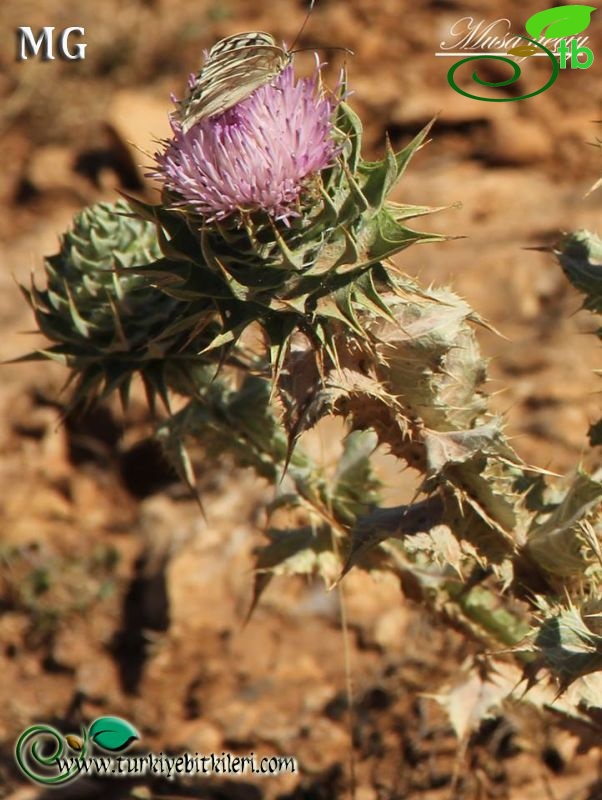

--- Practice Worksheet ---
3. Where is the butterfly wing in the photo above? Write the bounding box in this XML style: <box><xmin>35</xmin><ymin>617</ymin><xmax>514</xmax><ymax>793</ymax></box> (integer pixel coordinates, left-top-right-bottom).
<box><xmin>177</xmin><ymin>33</ymin><xmax>290</xmax><ymax>132</ymax></box>
<box><xmin>206</xmin><ymin>31</ymin><xmax>277</xmax><ymax>58</ymax></box>
<box><xmin>182</xmin><ymin>52</ymin><xmax>290</xmax><ymax>129</ymax></box>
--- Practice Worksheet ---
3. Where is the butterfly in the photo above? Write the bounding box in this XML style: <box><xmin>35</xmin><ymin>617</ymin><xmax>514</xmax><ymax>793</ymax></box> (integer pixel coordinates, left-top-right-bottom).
<box><xmin>177</xmin><ymin>31</ymin><xmax>292</xmax><ymax>133</ymax></box>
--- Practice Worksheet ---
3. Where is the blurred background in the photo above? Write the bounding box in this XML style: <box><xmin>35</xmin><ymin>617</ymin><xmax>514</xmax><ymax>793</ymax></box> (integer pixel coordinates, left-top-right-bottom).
<box><xmin>0</xmin><ymin>1</ymin><xmax>601</xmax><ymax>798</ymax></box>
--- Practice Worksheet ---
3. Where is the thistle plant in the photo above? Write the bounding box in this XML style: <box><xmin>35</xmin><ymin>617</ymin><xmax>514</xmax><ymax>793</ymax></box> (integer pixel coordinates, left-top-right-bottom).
<box><xmin>555</xmin><ymin>229</ymin><xmax>602</xmax><ymax>446</ymax></box>
<box><xmin>19</xmin><ymin>199</ymin><xmax>221</xmax><ymax>410</ymax></box>
<box><xmin>153</xmin><ymin>66</ymin><xmax>340</xmax><ymax>225</ymax></box>
<box><xmin>19</xmin><ymin>40</ymin><xmax>601</xmax><ymax>740</ymax></box>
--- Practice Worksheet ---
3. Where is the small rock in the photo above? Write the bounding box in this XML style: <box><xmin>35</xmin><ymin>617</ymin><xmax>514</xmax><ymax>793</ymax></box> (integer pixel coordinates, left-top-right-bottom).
<box><xmin>219</xmin><ymin>701</ymin><xmax>262</xmax><ymax>745</ymax></box>
<box><xmin>301</xmin><ymin>684</ymin><xmax>337</xmax><ymax>714</ymax></box>
<box><xmin>3</xmin><ymin>787</ymin><xmax>39</xmax><ymax>800</ymax></box>
<box><xmin>23</xmin><ymin>145</ymin><xmax>95</xmax><ymax>202</ymax></box>
<box><xmin>374</xmin><ymin>606</ymin><xmax>410</xmax><ymax>650</ymax></box>
<box><xmin>297</xmin><ymin>717</ymin><xmax>349</xmax><ymax>772</ymax></box>
<box><xmin>173</xmin><ymin>719</ymin><xmax>223</xmax><ymax>753</ymax></box>
<box><xmin>26</xmin><ymin>146</ymin><xmax>75</xmax><ymax>193</ymax></box>
<box><xmin>106</xmin><ymin>89</ymin><xmax>173</xmax><ymax>187</ymax></box>
<box><xmin>0</xmin><ymin>132</ymin><xmax>30</xmax><ymax>205</ymax></box>
<box><xmin>392</xmin><ymin>88</ymin><xmax>494</xmax><ymax>127</ymax></box>
<box><xmin>355</xmin><ymin>788</ymin><xmax>378</xmax><ymax>800</ymax></box>
<box><xmin>342</xmin><ymin>570</ymin><xmax>402</xmax><ymax>627</ymax></box>
<box><xmin>483</xmin><ymin>116</ymin><xmax>553</xmax><ymax>165</ymax></box>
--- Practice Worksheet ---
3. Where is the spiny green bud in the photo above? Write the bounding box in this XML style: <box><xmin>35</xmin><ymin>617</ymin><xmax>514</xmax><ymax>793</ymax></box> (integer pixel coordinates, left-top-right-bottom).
<box><xmin>554</xmin><ymin>230</ymin><xmax>602</xmax><ymax>446</ymax></box>
<box><xmin>524</xmin><ymin>598</ymin><xmax>602</xmax><ymax>690</ymax></box>
<box><xmin>20</xmin><ymin>200</ymin><xmax>206</xmax><ymax>410</ymax></box>
<box><xmin>555</xmin><ymin>230</ymin><xmax>602</xmax><ymax>315</ymax></box>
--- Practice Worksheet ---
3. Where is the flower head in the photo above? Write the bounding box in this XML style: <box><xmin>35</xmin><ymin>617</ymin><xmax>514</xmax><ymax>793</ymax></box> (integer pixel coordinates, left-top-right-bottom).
<box><xmin>152</xmin><ymin>65</ymin><xmax>339</xmax><ymax>225</ymax></box>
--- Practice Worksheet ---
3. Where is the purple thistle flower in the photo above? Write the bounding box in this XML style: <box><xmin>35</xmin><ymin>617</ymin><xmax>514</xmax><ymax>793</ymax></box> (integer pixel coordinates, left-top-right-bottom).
<box><xmin>152</xmin><ymin>65</ymin><xmax>339</xmax><ymax>226</ymax></box>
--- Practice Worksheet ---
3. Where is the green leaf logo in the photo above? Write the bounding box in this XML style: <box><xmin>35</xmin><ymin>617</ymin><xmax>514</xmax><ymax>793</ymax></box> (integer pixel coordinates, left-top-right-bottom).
<box><xmin>525</xmin><ymin>5</ymin><xmax>596</xmax><ymax>39</ymax></box>
<box><xmin>87</xmin><ymin>717</ymin><xmax>139</xmax><ymax>752</ymax></box>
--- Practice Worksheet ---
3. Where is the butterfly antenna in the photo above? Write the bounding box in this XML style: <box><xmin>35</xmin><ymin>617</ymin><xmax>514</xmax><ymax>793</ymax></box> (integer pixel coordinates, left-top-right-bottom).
<box><xmin>289</xmin><ymin>0</ymin><xmax>316</xmax><ymax>52</ymax></box>
<box><xmin>291</xmin><ymin>45</ymin><xmax>355</xmax><ymax>58</ymax></box>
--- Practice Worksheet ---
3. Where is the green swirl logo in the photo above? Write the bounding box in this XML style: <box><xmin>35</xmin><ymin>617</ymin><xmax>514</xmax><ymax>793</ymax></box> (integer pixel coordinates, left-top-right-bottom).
<box><xmin>15</xmin><ymin>724</ymin><xmax>87</xmax><ymax>785</ymax></box>
<box><xmin>447</xmin><ymin>36</ymin><xmax>559</xmax><ymax>103</ymax></box>
<box><xmin>446</xmin><ymin>5</ymin><xmax>596</xmax><ymax>102</ymax></box>
<box><xmin>14</xmin><ymin>716</ymin><xmax>139</xmax><ymax>786</ymax></box>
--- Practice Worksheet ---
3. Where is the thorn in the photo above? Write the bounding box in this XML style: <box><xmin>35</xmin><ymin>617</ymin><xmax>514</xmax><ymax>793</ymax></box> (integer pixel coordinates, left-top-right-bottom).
<box><xmin>522</xmin><ymin>244</ymin><xmax>552</xmax><ymax>253</ymax></box>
